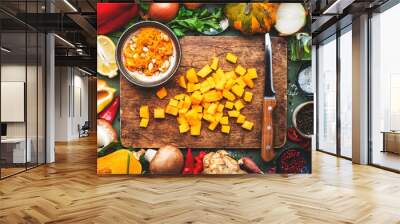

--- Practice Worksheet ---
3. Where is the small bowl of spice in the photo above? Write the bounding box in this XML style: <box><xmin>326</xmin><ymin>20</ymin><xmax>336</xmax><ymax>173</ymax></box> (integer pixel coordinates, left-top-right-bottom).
<box><xmin>292</xmin><ymin>101</ymin><xmax>314</xmax><ymax>139</ymax></box>
<box><xmin>116</xmin><ymin>21</ymin><xmax>181</xmax><ymax>88</ymax></box>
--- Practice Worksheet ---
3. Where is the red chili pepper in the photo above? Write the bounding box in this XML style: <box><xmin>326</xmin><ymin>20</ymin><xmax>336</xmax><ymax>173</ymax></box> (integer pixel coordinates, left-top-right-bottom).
<box><xmin>182</xmin><ymin>148</ymin><xmax>195</xmax><ymax>174</ymax></box>
<box><xmin>97</xmin><ymin>3</ymin><xmax>138</xmax><ymax>34</ymax></box>
<box><xmin>193</xmin><ymin>151</ymin><xmax>206</xmax><ymax>174</ymax></box>
<box><xmin>287</xmin><ymin>127</ymin><xmax>302</xmax><ymax>143</ymax></box>
<box><xmin>98</xmin><ymin>96</ymin><xmax>120</xmax><ymax>124</ymax></box>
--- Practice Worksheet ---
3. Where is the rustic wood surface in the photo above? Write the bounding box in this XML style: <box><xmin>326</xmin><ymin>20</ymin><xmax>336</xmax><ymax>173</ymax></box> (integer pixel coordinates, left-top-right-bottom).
<box><xmin>1</xmin><ymin>136</ymin><xmax>400</xmax><ymax>223</ymax></box>
<box><xmin>120</xmin><ymin>36</ymin><xmax>287</xmax><ymax>149</ymax></box>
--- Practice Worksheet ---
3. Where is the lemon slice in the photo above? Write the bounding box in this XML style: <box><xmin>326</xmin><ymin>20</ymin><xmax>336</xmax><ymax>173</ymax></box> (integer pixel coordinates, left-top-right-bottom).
<box><xmin>97</xmin><ymin>35</ymin><xmax>118</xmax><ymax>78</ymax></box>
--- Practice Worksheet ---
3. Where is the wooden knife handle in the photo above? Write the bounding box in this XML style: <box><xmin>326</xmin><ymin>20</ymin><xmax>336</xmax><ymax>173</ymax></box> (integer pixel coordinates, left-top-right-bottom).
<box><xmin>261</xmin><ymin>98</ymin><xmax>277</xmax><ymax>162</ymax></box>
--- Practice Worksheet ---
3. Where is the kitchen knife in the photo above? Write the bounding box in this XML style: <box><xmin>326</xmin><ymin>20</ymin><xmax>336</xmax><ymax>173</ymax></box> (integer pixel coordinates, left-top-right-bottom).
<box><xmin>261</xmin><ymin>33</ymin><xmax>277</xmax><ymax>162</ymax></box>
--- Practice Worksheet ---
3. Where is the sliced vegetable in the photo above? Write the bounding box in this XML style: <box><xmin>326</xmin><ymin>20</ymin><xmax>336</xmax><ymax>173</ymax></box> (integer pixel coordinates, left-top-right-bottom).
<box><xmin>97</xmin><ymin>119</ymin><xmax>118</xmax><ymax>148</ymax></box>
<box><xmin>193</xmin><ymin>151</ymin><xmax>206</xmax><ymax>174</ymax></box>
<box><xmin>97</xmin><ymin>3</ymin><xmax>139</xmax><ymax>34</ymax></box>
<box><xmin>97</xmin><ymin>79</ymin><xmax>116</xmax><ymax>114</ymax></box>
<box><xmin>182</xmin><ymin>148</ymin><xmax>195</xmax><ymax>174</ymax></box>
<box><xmin>98</xmin><ymin>96</ymin><xmax>120</xmax><ymax>124</ymax></box>
<box><xmin>275</xmin><ymin>3</ymin><xmax>307</xmax><ymax>36</ymax></box>
<box><xmin>97</xmin><ymin>149</ymin><xmax>142</xmax><ymax>174</ymax></box>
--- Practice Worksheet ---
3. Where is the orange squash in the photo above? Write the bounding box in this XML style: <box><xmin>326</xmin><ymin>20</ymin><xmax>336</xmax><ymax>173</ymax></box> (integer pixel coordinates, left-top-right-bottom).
<box><xmin>97</xmin><ymin>149</ymin><xmax>142</xmax><ymax>175</ymax></box>
<box><xmin>224</xmin><ymin>3</ymin><xmax>279</xmax><ymax>34</ymax></box>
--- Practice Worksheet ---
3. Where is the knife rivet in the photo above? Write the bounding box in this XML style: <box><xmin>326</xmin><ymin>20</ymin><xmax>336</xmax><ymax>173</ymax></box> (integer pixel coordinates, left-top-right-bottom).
<box><xmin>268</xmin><ymin>106</ymin><xmax>272</xmax><ymax>111</ymax></box>
<box><xmin>267</xmin><ymin>126</ymin><xmax>271</xmax><ymax>130</ymax></box>
<box><xmin>266</xmin><ymin>145</ymin><xmax>271</xmax><ymax>150</ymax></box>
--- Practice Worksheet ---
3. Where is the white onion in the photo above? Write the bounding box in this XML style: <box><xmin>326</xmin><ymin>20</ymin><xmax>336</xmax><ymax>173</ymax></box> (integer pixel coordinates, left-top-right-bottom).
<box><xmin>275</xmin><ymin>3</ymin><xmax>307</xmax><ymax>36</ymax></box>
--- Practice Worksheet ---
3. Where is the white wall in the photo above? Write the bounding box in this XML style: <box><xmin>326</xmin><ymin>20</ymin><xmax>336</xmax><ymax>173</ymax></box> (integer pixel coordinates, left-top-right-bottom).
<box><xmin>54</xmin><ymin>67</ymin><xmax>89</xmax><ymax>141</ymax></box>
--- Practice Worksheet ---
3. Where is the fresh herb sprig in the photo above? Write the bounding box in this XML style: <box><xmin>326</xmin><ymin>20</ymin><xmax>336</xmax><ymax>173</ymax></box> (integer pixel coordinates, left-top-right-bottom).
<box><xmin>168</xmin><ymin>7</ymin><xmax>224</xmax><ymax>37</ymax></box>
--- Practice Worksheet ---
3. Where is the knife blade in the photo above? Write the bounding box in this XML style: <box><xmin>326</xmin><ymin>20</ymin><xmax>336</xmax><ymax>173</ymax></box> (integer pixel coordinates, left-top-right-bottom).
<box><xmin>261</xmin><ymin>33</ymin><xmax>277</xmax><ymax>162</ymax></box>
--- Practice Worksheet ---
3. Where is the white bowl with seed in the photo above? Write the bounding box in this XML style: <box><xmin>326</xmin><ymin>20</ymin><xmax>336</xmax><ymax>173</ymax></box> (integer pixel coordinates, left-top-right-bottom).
<box><xmin>116</xmin><ymin>21</ymin><xmax>182</xmax><ymax>88</ymax></box>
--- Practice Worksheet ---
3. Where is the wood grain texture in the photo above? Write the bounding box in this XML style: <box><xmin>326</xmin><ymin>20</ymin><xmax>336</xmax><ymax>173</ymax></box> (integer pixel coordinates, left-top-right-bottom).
<box><xmin>120</xmin><ymin>36</ymin><xmax>287</xmax><ymax>149</ymax></box>
<box><xmin>1</xmin><ymin>135</ymin><xmax>400</xmax><ymax>223</ymax></box>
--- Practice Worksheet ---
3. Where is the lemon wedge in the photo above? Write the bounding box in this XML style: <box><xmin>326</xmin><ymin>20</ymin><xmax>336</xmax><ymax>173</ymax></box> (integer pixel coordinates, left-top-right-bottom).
<box><xmin>97</xmin><ymin>35</ymin><xmax>118</xmax><ymax>78</ymax></box>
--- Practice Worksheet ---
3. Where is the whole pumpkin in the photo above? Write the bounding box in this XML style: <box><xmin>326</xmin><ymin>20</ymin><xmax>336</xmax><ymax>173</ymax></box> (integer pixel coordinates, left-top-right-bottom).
<box><xmin>224</xmin><ymin>3</ymin><xmax>279</xmax><ymax>34</ymax></box>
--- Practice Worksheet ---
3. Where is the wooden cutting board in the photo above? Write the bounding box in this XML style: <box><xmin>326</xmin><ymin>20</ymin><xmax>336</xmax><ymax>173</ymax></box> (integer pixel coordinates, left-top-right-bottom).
<box><xmin>120</xmin><ymin>36</ymin><xmax>287</xmax><ymax>149</ymax></box>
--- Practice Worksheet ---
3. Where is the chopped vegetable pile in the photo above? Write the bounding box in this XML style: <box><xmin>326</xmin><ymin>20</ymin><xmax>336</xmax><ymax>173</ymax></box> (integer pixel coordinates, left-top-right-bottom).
<box><xmin>123</xmin><ymin>27</ymin><xmax>173</xmax><ymax>76</ymax></box>
<box><xmin>139</xmin><ymin>53</ymin><xmax>258</xmax><ymax>136</ymax></box>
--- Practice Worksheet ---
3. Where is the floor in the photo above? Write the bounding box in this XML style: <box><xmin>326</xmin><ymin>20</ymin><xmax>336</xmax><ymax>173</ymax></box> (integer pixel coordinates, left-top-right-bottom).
<box><xmin>372</xmin><ymin>150</ymin><xmax>400</xmax><ymax>171</ymax></box>
<box><xmin>0</xmin><ymin>136</ymin><xmax>400</xmax><ymax>223</ymax></box>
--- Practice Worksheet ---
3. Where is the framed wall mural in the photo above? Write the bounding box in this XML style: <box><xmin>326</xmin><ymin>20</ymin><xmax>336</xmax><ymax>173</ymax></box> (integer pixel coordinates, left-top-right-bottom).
<box><xmin>97</xmin><ymin>2</ymin><xmax>313</xmax><ymax>175</ymax></box>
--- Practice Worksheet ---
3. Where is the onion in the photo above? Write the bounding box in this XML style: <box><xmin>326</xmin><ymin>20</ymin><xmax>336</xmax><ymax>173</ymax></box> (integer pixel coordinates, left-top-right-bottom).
<box><xmin>97</xmin><ymin>119</ymin><xmax>117</xmax><ymax>148</ymax></box>
<box><xmin>148</xmin><ymin>3</ymin><xmax>179</xmax><ymax>22</ymax></box>
<box><xmin>183</xmin><ymin>3</ymin><xmax>203</xmax><ymax>10</ymax></box>
<box><xmin>149</xmin><ymin>144</ymin><xmax>184</xmax><ymax>174</ymax></box>
<box><xmin>275</xmin><ymin>3</ymin><xmax>307</xmax><ymax>36</ymax></box>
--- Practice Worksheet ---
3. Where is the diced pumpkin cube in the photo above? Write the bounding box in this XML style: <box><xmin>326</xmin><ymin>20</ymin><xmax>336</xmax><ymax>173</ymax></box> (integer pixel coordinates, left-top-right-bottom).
<box><xmin>203</xmin><ymin>113</ymin><xmax>215</xmax><ymax>123</ymax></box>
<box><xmin>178</xmin><ymin>76</ymin><xmax>187</xmax><ymax>89</ymax></box>
<box><xmin>235</xmin><ymin>78</ymin><xmax>247</xmax><ymax>89</ymax></box>
<box><xmin>221</xmin><ymin>125</ymin><xmax>230</xmax><ymax>134</ymax></box>
<box><xmin>202</xmin><ymin>102</ymin><xmax>211</xmax><ymax>110</ymax></box>
<box><xmin>169</xmin><ymin>99</ymin><xmax>179</xmax><ymax>107</ymax></box>
<box><xmin>207</xmin><ymin>103</ymin><xmax>218</xmax><ymax>114</ymax></box>
<box><xmin>185</xmin><ymin>109</ymin><xmax>200</xmax><ymax>126</ymax></box>
<box><xmin>206</xmin><ymin>77</ymin><xmax>215</xmax><ymax>88</ymax></box>
<box><xmin>197</xmin><ymin>64</ymin><xmax>212</xmax><ymax>78</ymax></box>
<box><xmin>190</xmin><ymin>123</ymin><xmax>202</xmax><ymax>136</ymax></box>
<box><xmin>208</xmin><ymin>121</ymin><xmax>219</xmax><ymax>131</ymax></box>
<box><xmin>244</xmin><ymin>92</ymin><xmax>253</xmax><ymax>102</ymax></box>
<box><xmin>203</xmin><ymin>90</ymin><xmax>222</xmax><ymax>103</ymax></box>
<box><xmin>225</xmin><ymin>101</ymin><xmax>234</xmax><ymax>109</ymax></box>
<box><xmin>242</xmin><ymin>75</ymin><xmax>254</xmax><ymax>88</ymax></box>
<box><xmin>179</xmin><ymin>123</ymin><xmax>190</xmax><ymax>133</ymax></box>
<box><xmin>200</xmin><ymin>80</ymin><xmax>212</xmax><ymax>93</ymax></box>
<box><xmin>226</xmin><ymin>53</ymin><xmax>237</xmax><ymax>63</ymax></box>
<box><xmin>139</xmin><ymin>118</ymin><xmax>149</xmax><ymax>128</ymax></box>
<box><xmin>156</xmin><ymin>87</ymin><xmax>168</xmax><ymax>99</ymax></box>
<box><xmin>215</xmin><ymin>68</ymin><xmax>224</xmax><ymax>78</ymax></box>
<box><xmin>177</xmin><ymin>116</ymin><xmax>188</xmax><ymax>125</ymax></box>
<box><xmin>139</xmin><ymin>105</ymin><xmax>149</xmax><ymax>119</ymax></box>
<box><xmin>222</xmin><ymin>90</ymin><xmax>236</xmax><ymax>101</ymax></box>
<box><xmin>215</xmin><ymin>112</ymin><xmax>223</xmax><ymax>122</ymax></box>
<box><xmin>192</xmin><ymin>105</ymin><xmax>203</xmax><ymax>113</ymax></box>
<box><xmin>234</xmin><ymin>100</ymin><xmax>244</xmax><ymax>111</ymax></box>
<box><xmin>217</xmin><ymin>104</ymin><xmax>224</xmax><ymax>113</ymax></box>
<box><xmin>246</xmin><ymin>68</ymin><xmax>258</xmax><ymax>79</ymax></box>
<box><xmin>186</xmin><ymin>83</ymin><xmax>196</xmax><ymax>93</ymax></box>
<box><xmin>183</xmin><ymin>95</ymin><xmax>192</xmax><ymax>108</ymax></box>
<box><xmin>179</xmin><ymin>108</ymin><xmax>189</xmax><ymax>116</ymax></box>
<box><xmin>235</xmin><ymin>65</ymin><xmax>246</xmax><ymax>76</ymax></box>
<box><xmin>186</xmin><ymin>68</ymin><xmax>198</xmax><ymax>83</ymax></box>
<box><xmin>224</xmin><ymin>79</ymin><xmax>235</xmax><ymax>90</ymax></box>
<box><xmin>236</xmin><ymin>114</ymin><xmax>246</xmax><ymax>124</ymax></box>
<box><xmin>190</xmin><ymin>91</ymin><xmax>203</xmax><ymax>105</ymax></box>
<box><xmin>231</xmin><ymin>84</ymin><xmax>244</xmax><ymax>97</ymax></box>
<box><xmin>215</xmin><ymin>76</ymin><xmax>226</xmax><ymax>90</ymax></box>
<box><xmin>228</xmin><ymin>110</ymin><xmax>240</xmax><ymax>118</ymax></box>
<box><xmin>165</xmin><ymin>105</ymin><xmax>178</xmax><ymax>116</ymax></box>
<box><xmin>210</xmin><ymin>57</ymin><xmax>219</xmax><ymax>70</ymax></box>
<box><xmin>242</xmin><ymin>121</ymin><xmax>254</xmax><ymax>130</ymax></box>
<box><xmin>220</xmin><ymin>116</ymin><xmax>229</xmax><ymax>125</ymax></box>
<box><xmin>225</xmin><ymin>71</ymin><xmax>237</xmax><ymax>80</ymax></box>
<box><xmin>154</xmin><ymin>108</ymin><xmax>165</xmax><ymax>119</ymax></box>
<box><xmin>174</xmin><ymin>93</ymin><xmax>185</xmax><ymax>100</ymax></box>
